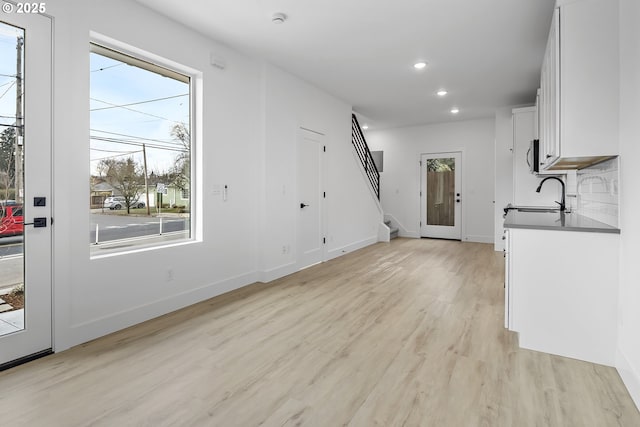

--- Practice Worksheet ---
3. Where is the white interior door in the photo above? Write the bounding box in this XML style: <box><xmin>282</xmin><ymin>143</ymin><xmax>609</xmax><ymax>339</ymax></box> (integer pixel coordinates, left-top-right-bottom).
<box><xmin>0</xmin><ymin>10</ymin><xmax>52</xmax><ymax>368</ymax></box>
<box><xmin>420</xmin><ymin>152</ymin><xmax>462</xmax><ymax>240</ymax></box>
<box><xmin>296</xmin><ymin>129</ymin><xmax>323</xmax><ymax>269</ymax></box>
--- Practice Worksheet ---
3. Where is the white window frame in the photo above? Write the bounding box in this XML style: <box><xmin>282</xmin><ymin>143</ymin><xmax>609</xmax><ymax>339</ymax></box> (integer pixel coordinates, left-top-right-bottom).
<box><xmin>89</xmin><ymin>33</ymin><xmax>202</xmax><ymax>259</ymax></box>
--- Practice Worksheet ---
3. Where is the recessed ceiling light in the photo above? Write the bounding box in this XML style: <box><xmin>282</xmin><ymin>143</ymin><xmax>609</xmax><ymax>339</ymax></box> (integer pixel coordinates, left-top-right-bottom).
<box><xmin>437</xmin><ymin>90</ymin><xmax>448</xmax><ymax>97</ymax></box>
<box><xmin>362</xmin><ymin>124</ymin><xmax>369</xmax><ymax>130</ymax></box>
<box><xmin>414</xmin><ymin>62</ymin><xmax>427</xmax><ymax>70</ymax></box>
<box><xmin>451</xmin><ymin>108</ymin><xmax>460</xmax><ymax>114</ymax></box>
<box><xmin>272</xmin><ymin>12</ymin><xmax>287</xmax><ymax>24</ymax></box>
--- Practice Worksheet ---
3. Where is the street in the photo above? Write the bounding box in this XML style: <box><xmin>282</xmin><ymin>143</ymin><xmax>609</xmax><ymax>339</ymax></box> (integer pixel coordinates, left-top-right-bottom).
<box><xmin>90</xmin><ymin>213</ymin><xmax>190</xmax><ymax>244</ymax></box>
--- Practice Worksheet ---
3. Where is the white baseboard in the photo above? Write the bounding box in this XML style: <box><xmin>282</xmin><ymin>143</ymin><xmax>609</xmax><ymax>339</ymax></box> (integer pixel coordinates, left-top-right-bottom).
<box><xmin>617</xmin><ymin>347</ymin><xmax>640</xmax><ymax>412</ymax></box>
<box><xmin>465</xmin><ymin>235</ymin><xmax>494</xmax><ymax>244</ymax></box>
<box><xmin>327</xmin><ymin>236</ymin><xmax>377</xmax><ymax>261</ymax></box>
<box><xmin>400</xmin><ymin>230</ymin><xmax>420</xmax><ymax>238</ymax></box>
<box><xmin>259</xmin><ymin>262</ymin><xmax>298</xmax><ymax>283</ymax></box>
<box><xmin>59</xmin><ymin>271</ymin><xmax>259</xmax><ymax>351</ymax></box>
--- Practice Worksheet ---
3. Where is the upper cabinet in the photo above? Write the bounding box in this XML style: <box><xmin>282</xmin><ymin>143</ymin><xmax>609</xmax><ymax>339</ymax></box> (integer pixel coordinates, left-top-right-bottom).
<box><xmin>538</xmin><ymin>0</ymin><xmax>619</xmax><ymax>171</ymax></box>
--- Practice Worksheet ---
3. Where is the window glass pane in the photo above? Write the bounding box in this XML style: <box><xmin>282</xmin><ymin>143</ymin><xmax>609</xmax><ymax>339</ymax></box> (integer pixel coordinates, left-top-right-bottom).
<box><xmin>90</xmin><ymin>43</ymin><xmax>191</xmax><ymax>256</ymax></box>
<box><xmin>426</xmin><ymin>157</ymin><xmax>455</xmax><ymax>226</ymax></box>
<box><xmin>0</xmin><ymin>22</ymin><xmax>25</xmax><ymax>334</ymax></box>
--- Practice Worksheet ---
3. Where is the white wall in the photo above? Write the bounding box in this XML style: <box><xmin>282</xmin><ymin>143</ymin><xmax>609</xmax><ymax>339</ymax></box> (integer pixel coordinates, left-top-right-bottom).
<box><xmin>50</xmin><ymin>0</ymin><xmax>263</xmax><ymax>349</ymax></box>
<box><xmin>616</xmin><ymin>0</ymin><xmax>640</xmax><ymax>410</ymax></box>
<box><xmin>367</xmin><ymin>119</ymin><xmax>495</xmax><ymax>243</ymax></box>
<box><xmin>48</xmin><ymin>0</ymin><xmax>380</xmax><ymax>351</ymax></box>
<box><xmin>260</xmin><ymin>64</ymin><xmax>381</xmax><ymax>280</ymax></box>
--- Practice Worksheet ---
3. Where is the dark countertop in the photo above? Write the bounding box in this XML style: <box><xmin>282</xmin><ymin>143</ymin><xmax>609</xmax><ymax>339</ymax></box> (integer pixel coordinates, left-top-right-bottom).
<box><xmin>504</xmin><ymin>210</ymin><xmax>620</xmax><ymax>234</ymax></box>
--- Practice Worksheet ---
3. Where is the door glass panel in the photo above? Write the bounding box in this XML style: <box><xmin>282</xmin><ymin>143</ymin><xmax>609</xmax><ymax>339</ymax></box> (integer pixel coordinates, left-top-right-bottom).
<box><xmin>426</xmin><ymin>157</ymin><xmax>456</xmax><ymax>226</ymax></box>
<box><xmin>0</xmin><ymin>22</ymin><xmax>25</xmax><ymax>336</ymax></box>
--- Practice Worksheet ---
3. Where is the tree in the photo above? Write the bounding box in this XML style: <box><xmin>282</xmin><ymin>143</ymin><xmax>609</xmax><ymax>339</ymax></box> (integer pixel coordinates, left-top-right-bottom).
<box><xmin>0</xmin><ymin>127</ymin><xmax>16</xmax><ymax>201</ymax></box>
<box><xmin>98</xmin><ymin>157</ymin><xmax>143</xmax><ymax>214</ymax></box>
<box><xmin>169</xmin><ymin>123</ymin><xmax>190</xmax><ymax>194</ymax></box>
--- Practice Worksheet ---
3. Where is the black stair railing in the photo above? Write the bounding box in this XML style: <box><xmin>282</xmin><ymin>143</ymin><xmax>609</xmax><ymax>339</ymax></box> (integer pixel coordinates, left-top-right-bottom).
<box><xmin>351</xmin><ymin>114</ymin><xmax>380</xmax><ymax>200</ymax></box>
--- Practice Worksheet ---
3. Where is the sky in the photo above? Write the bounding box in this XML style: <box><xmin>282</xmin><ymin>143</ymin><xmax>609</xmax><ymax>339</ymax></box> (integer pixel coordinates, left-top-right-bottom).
<box><xmin>0</xmin><ymin>22</ymin><xmax>22</xmax><ymax>140</ymax></box>
<box><xmin>90</xmin><ymin>51</ymin><xmax>190</xmax><ymax>176</ymax></box>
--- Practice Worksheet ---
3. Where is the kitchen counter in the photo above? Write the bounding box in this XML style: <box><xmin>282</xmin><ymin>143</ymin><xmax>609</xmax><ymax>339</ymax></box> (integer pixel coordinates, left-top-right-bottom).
<box><xmin>504</xmin><ymin>210</ymin><xmax>620</xmax><ymax>234</ymax></box>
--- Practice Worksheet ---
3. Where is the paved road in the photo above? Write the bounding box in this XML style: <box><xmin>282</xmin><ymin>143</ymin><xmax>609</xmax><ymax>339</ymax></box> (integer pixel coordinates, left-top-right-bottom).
<box><xmin>90</xmin><ymin>213</ymin><xmax>189</xmax><ymax>243</ymax></box>
<box><xmin>0</xmin><ymin>236</ymin><xmax>23</xmax><ymax>257</ymax></box>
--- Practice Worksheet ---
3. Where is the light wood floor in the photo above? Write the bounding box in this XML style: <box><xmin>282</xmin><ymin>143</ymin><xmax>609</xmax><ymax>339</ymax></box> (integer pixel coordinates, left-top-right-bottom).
<box><xmin>1</xmin><ymin>238</ymin><xmax>638</xmax><ymax>426</ymax></box>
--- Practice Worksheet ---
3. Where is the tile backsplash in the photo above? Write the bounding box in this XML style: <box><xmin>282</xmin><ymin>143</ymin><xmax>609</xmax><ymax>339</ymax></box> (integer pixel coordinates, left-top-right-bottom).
<box><xmin>576</xmin><ymin>157</ymin><xmax>619</xmax><ymax>227</ymax></box>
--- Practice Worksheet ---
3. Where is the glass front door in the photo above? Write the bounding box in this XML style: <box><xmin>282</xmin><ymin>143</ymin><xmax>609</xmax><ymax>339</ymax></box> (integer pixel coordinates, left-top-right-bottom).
<box><xmin>420</xmin><ymin>152</ymin><xmax>462</xmax><ymax>240</ymax></box>
<box><xmin>0</xmin><ymin>11</ymin><xmax>52</xmax><ymax>367</ymax></box>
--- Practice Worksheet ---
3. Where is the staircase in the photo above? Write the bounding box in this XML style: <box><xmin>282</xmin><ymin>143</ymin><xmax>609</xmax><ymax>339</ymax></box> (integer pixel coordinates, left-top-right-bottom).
<box><xmin>351</xmin><ymin>114</ymin><xmax>380</xmax><ymax>199</ymax></box>
<box><xmin>385</xmin><ymin>219</ymin><xmax>399</xmax><ymax>240</ymax></box>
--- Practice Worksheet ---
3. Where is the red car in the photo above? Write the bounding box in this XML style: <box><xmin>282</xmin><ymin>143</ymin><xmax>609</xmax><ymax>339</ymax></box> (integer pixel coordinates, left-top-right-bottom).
<box><xmin>0</xmin><ymin>205</ymin><xmax>24</xmax><ymax>237</ymax></box>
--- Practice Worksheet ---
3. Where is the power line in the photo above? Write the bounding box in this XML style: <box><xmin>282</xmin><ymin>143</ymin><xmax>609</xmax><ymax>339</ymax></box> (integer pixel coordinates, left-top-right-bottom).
<box><xmin>90</xmin><ymin>63</ymin><xmax>124</xmax><ymax>73</ymax></box>
<box><xmin>90</xmin><ymin>147</ymin><xmax>141</xmax><ymax>154</ymax></box>
<box><xmin>90</xmin><ymin>128</ymin><xmax>182</xmax><ymax>145</ymax></box>
<box><xmin>90</xmin><ymin>97</ymin><xmax>182</xmax><ymax>124</ymax></box>
<box><xmin>90</xmin><ymin>93</ymin><xmax>188</xmax><ymax>112</ymax></box>
<box><xmin>90</xmin><ymin>136</ymin><xmax>188</xmax><ymax>152</ymax></box>
<box><xmin>0</xmin><ymin>81</ymin><xmax>16</xmax><ymax>101</ymax></box>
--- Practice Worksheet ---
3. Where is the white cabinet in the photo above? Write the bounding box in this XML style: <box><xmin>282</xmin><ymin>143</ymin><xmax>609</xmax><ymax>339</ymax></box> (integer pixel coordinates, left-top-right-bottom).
<box><xmin>507</xmin><ymin>227</ymin><xmax>619</xmax><ymax>366</ymax></box>
<box><xmin>538</xmin><ymin>0</ymin><xmax>619</xmax><ymax>171</ymax></box>
<box><xmin>539</xmin><ymin>8</ymin><xmax>559</xmax><ymax>168</ymax></box>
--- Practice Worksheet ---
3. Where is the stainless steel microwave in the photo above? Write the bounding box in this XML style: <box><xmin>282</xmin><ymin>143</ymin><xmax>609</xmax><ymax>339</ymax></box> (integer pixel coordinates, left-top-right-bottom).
<box><xmin>527</xmin><ymin>139</ymin><xmax>540</xmax><ymax>173</ymax></box>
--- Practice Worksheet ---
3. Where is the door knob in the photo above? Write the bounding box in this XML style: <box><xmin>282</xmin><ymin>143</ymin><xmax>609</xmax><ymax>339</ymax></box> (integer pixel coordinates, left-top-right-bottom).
<box><xmin>300</xmin><ymin>203</ymin><xmax>309</xmax><ymax>209</ymax></box>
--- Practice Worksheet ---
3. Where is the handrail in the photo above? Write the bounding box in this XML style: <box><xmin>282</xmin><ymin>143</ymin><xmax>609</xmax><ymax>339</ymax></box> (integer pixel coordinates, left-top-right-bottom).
<box><xmin>351</xmin><ymin>114</ymin><xmax>380</xmax><ymax>200</ymax></box>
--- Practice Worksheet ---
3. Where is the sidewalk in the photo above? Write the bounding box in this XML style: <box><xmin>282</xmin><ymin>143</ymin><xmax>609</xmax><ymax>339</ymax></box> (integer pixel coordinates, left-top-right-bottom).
<box><xmin>0</xmin><ymin>308</ymin><xmax>23</xmax><ymax>335</ymax></box>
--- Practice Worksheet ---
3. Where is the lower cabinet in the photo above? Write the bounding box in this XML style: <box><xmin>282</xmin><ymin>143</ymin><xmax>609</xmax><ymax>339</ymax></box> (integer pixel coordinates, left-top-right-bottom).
<box><xmin>506</xmin><ymin>228</ymin><xmax>619</xmax><ymax>366</ymax></box>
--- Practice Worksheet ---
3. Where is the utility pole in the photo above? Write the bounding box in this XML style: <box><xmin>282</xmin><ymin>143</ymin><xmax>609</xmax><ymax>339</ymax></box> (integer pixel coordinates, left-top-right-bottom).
<box><xmin>14</xmin><ymin>36</ymin><xmax>23</xmax><ymax>204</ymax></box>
<box><xmin>142</xmin><ymin>143</ymin><xmax>150</xmax><ymax>215</ymax></box>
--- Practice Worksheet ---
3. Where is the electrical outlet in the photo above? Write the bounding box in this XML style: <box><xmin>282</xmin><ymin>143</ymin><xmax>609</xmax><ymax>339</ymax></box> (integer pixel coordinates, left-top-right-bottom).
<box><xmin>282</xmin><ymin>245</ymin><xmax>287</xmax><ymax>254</ymax></box>
<box><xmin>166</xmin><ymin>268</ymin><xmax>174</xmax><ymax>282</ymax></box>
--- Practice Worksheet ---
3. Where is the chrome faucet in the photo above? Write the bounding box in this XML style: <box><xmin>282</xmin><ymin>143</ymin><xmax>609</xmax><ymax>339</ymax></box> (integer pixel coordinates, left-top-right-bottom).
<box><xmin>536</xmin><ymin>176</ymin><xmax>566</xmax><ymax>212</ymax></box>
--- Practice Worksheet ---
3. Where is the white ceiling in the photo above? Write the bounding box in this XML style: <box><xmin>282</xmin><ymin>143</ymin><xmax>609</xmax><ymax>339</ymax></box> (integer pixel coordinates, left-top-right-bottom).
<box><xmin>136</xmin><ymin>0</ymin><xmax>556</xmax><ymax>130</ymax></box>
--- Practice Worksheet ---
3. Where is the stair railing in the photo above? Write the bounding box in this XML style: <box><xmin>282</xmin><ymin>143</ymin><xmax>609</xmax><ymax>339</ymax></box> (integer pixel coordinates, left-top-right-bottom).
<box><xmin>351</xmin><ymin>114</ymin><xmax>380</xmax><ymax>200</ymax></box>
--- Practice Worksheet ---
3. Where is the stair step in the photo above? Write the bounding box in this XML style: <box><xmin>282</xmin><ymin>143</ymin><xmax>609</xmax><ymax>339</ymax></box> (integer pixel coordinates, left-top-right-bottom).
<box><xmin>390</xmin><ymin>227</ymin><xmax>399</xmax><ymax>239</ymax></box>
<box><xmin>384</xmin><ymin>219</ymin><xmax>391</xmax><ymax>226</ymax></box>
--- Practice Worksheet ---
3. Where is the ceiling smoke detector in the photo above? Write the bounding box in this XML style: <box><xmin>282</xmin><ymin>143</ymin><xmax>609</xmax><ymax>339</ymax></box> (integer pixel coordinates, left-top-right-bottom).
<box><xmin>272</xmin><ymin>13</ymin><xmax>287</xmax><ymax>24</ymax></box>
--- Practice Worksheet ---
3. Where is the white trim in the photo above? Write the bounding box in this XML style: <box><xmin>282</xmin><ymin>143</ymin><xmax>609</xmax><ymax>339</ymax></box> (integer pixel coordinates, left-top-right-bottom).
<box><xmin>377</xmin><ymin>222</ymin><xmax>390</xmax><ymax>242</ymax></box>
<box><xmin>58</xmin><ymin>271</ymin><xmax>258</xmax><ymax>351</ymax></box>
<box><xmin>259</xmin><ymin>262</ymin><xmax>298</xmax><ymax>283</ymax></box>
<box><xmin>617</xmin><ymin>348</ymin><xmax>640</xmax><ymax>412</ymax></box>
<box><xmin>326</xmin><ymin>236</ymin><xmax>377</xmax><ymax>260</ymax></box>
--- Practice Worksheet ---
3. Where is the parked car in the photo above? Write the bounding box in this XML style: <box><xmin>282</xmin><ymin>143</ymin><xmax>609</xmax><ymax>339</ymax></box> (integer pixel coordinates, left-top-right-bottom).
<box><xmin>103</xmin><ymin>196</ymin><xmax>145</xmax><ymax>210</ymax></box>
<box><xmin>0</xmin><ymin>205</ymin><xmax>23</xmax><ymax>237</ymax></box>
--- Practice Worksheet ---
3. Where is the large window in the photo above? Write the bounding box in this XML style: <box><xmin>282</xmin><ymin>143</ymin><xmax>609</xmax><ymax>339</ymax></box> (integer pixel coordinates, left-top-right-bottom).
<box><xmin>89</xmin><ymin>43</ymin><xmax>192</xmax><ymax>256</ymax></box>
